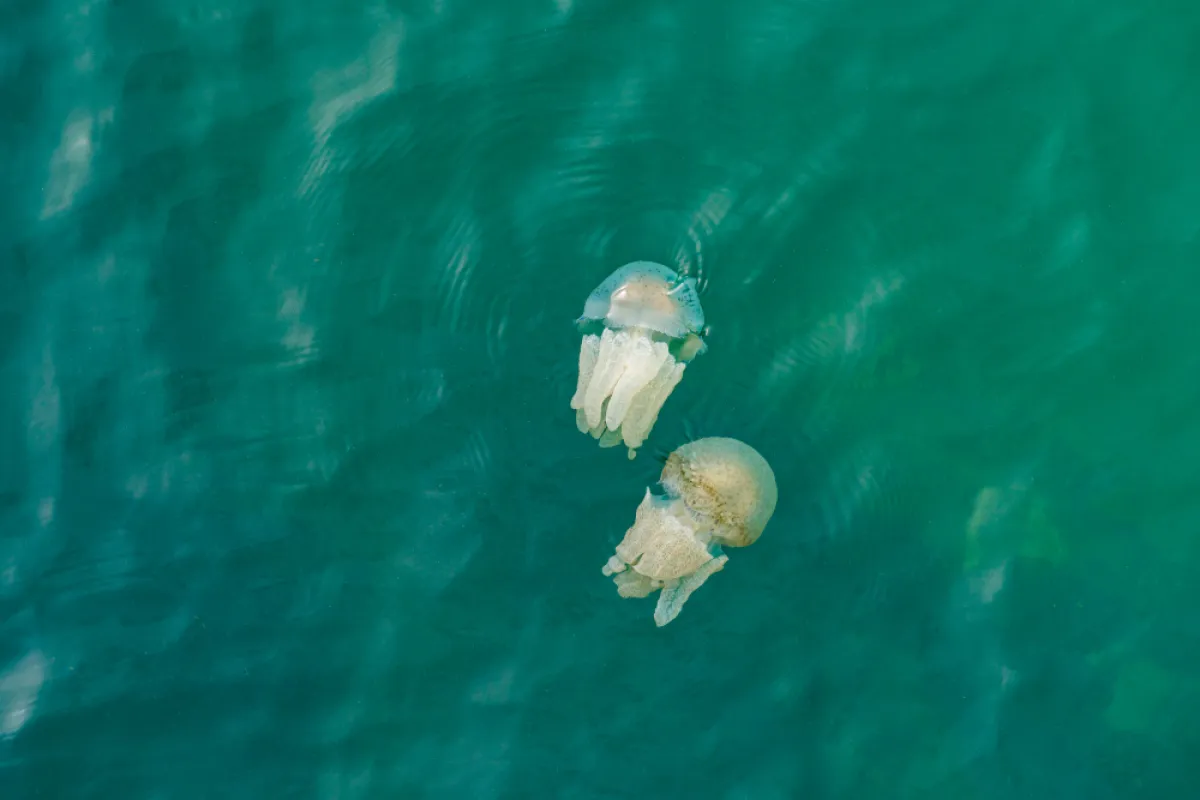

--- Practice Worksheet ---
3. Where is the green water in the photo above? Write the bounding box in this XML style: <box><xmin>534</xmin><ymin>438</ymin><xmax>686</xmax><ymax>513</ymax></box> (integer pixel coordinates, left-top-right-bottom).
<box><xmin>2</xmin><ymin>0</ymin><xmax>1198</xmax><ymax>797</ymax></box>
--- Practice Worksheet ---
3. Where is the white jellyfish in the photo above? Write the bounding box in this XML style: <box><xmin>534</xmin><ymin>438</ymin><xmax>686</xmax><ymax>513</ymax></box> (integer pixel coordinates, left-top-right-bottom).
<box><xmin>602</xmin><ymin>437</ymin><xmax>778</xmax><ymax>627</ymax></box>
<box><xmin>570</xmin><ymin>261</ymin><xmax>707</xmax><ymax>458</ymax></box>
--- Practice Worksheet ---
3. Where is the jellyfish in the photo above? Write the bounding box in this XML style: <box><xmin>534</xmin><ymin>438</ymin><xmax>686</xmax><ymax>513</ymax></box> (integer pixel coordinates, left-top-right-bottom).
<box><xmin>602</xmin><ymin>437</ymin><xmax>778</xmax><ymax>626</ymax></box>
<box><xmin>570</xmin><ymin>261</ymin><xmax>706</xmax><ymax>458</ymax></box>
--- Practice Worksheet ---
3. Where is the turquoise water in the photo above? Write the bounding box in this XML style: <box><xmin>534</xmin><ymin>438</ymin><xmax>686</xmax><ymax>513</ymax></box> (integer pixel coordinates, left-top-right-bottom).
<box><xmin>3</xmin><ymin>0</ymin><xmax>1199</xmax><ymax>796</ymax></box>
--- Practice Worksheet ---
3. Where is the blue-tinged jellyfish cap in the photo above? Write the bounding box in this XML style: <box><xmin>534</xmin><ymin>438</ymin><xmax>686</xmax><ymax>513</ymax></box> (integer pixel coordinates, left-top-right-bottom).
<box><xmin>580</xmin><ymin>261</ymin><xmax>705</xmax><ymax>340</ymax></box>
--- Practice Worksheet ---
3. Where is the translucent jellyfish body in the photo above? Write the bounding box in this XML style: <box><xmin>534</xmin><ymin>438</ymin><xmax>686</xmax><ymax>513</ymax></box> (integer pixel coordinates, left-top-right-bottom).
<box><xmin>602</xmin><ymin>437</ymin><xmax>777</xmax><ymax>626</ymax></box>
<box><xmin>570</xmin><ymin>262</ymin><xmax>706</xmax><ymax>458</ymax></box>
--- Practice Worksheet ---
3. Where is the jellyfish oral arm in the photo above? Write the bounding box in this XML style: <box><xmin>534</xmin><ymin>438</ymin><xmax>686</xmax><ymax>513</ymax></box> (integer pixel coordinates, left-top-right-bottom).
<box><xmin>653</xmin><ymin>554</ymin><xmax>727</xmax><ymax>627</ymax></box>
<box><xmin>600</xmin><ymin>491</ymin><xmax>724</xmax><ymax>623</ymax></box>
<box><xmin>611</xmin><ymin>568</ymin><xmax>659</xmax><ymax>599</ymax></box>
<box><xmin>570</xmin><ymin>328</ymin><xmax>685</xmax><ymax>455</ymax></box>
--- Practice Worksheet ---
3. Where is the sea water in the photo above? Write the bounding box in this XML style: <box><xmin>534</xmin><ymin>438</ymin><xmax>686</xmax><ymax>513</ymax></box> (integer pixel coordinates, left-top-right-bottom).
<box><xmin>1</xmin><ymin>1</ymin><xmax>1198</xmax><ymax>797</ymax></box>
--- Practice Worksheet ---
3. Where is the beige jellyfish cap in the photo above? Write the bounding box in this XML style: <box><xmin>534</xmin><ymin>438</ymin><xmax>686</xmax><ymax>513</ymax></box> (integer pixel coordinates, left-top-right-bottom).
<box><xmin>581</xmin><ymin>261</ymin><xmax>705</xmax><ymax>340</ymax></box>
<box><xmin>660</xmin><ymin>437</ymin><xmax>778</xmax><ymax>547</ymax></box>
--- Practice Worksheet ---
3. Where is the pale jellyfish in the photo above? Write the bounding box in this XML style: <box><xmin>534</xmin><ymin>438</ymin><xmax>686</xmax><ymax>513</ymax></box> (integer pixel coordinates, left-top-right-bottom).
<box><xmin>602</xmin><ymin>437</ymin><xmax>777</xmax><ymax>626</ymax></box>
<box><xmin>570</xmin><ymin>261</ymin><xmax>707</xmax><ymax>458</ymax></box>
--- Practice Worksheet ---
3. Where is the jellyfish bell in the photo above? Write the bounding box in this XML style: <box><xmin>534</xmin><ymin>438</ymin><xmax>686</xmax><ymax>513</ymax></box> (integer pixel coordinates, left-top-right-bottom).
<box><xmin>601</xmin><ymin>437</ymin><xmax>777</xmax><ymax>626</ymax></box>
<box><xmin>661</xmin><ymin>437</ymin><xmax>778</xmax><ymax>548</ymax></box>
<box><xmin>580</xmin><ymin>261</ymin><xmax>704</xmax><ymax>339</ymax></box>
<box><xmin>570</xmin><ymin>262</ymin><xmax>707</xmax><ymax>458</ymax></box>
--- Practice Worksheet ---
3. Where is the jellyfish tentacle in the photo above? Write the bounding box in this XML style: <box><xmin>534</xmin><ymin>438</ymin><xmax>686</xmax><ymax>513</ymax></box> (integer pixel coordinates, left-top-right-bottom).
<box><xmin>605</xmin><ymin>334</ymin><xmax>669</xmax><ymax>430</ymax></box>
<box><xmin>624</xmin><ymin>360</ymin><xmax>685</xmax><ymax>446</ymax></box>
<box><xmin>583</xmin><ymin>328</ymin><xmax>627</xmax><ymax>428</ymax></box>
<box><xmin>619</xmin><ymin>352</ymin><xmax>678</xmax><ymax>449</ymax></box>
<box><xmin>653</xmin><ymin>554</ymin><xmax>728</xmax><ymax>627</ymax></box>
<box><xmin>602</xmin><ymin>555</ymin><xmax>627</xmax><ymax>576</ymax></box>
<box><xmin>614</xmin><ymin>569</ymin><xmax>658</xmax><ymax>598</ymax></box>
<box><xmin>571</xmin><ymin>333</ymin><xmax>601</xmax><ymax>409</ymax></box>
<box><xmin>597</xmin><ymin>427</ymin><xmax>624</xmax><ymax>448</ymax></box>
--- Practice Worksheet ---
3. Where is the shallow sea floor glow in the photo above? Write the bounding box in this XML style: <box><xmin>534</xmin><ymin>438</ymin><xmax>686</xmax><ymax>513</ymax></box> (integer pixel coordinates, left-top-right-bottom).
<box><xmin>2</xmin><ymin>0</ymin><xmax>1199</xmax><ymax>797</ymax></box>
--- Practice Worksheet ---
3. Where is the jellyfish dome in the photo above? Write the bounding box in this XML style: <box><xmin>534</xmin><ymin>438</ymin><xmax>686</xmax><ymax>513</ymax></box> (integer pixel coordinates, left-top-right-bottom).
<box><xmin>601</xmin><ymin>437</ymin><xmax>777</xmax><ymax>626</ymax></box>
<box><xmin>569</xmin><ymin>262</ymin><xmax>707</xmax><ymax>458</ymax></box>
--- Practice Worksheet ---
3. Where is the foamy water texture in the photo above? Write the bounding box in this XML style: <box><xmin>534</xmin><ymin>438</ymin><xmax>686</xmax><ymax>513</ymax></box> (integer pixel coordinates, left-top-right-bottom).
<box><xmin>1</xmin><ymin>0</ymin><xmax>1198</xmax><ymax>797</ymax></box>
